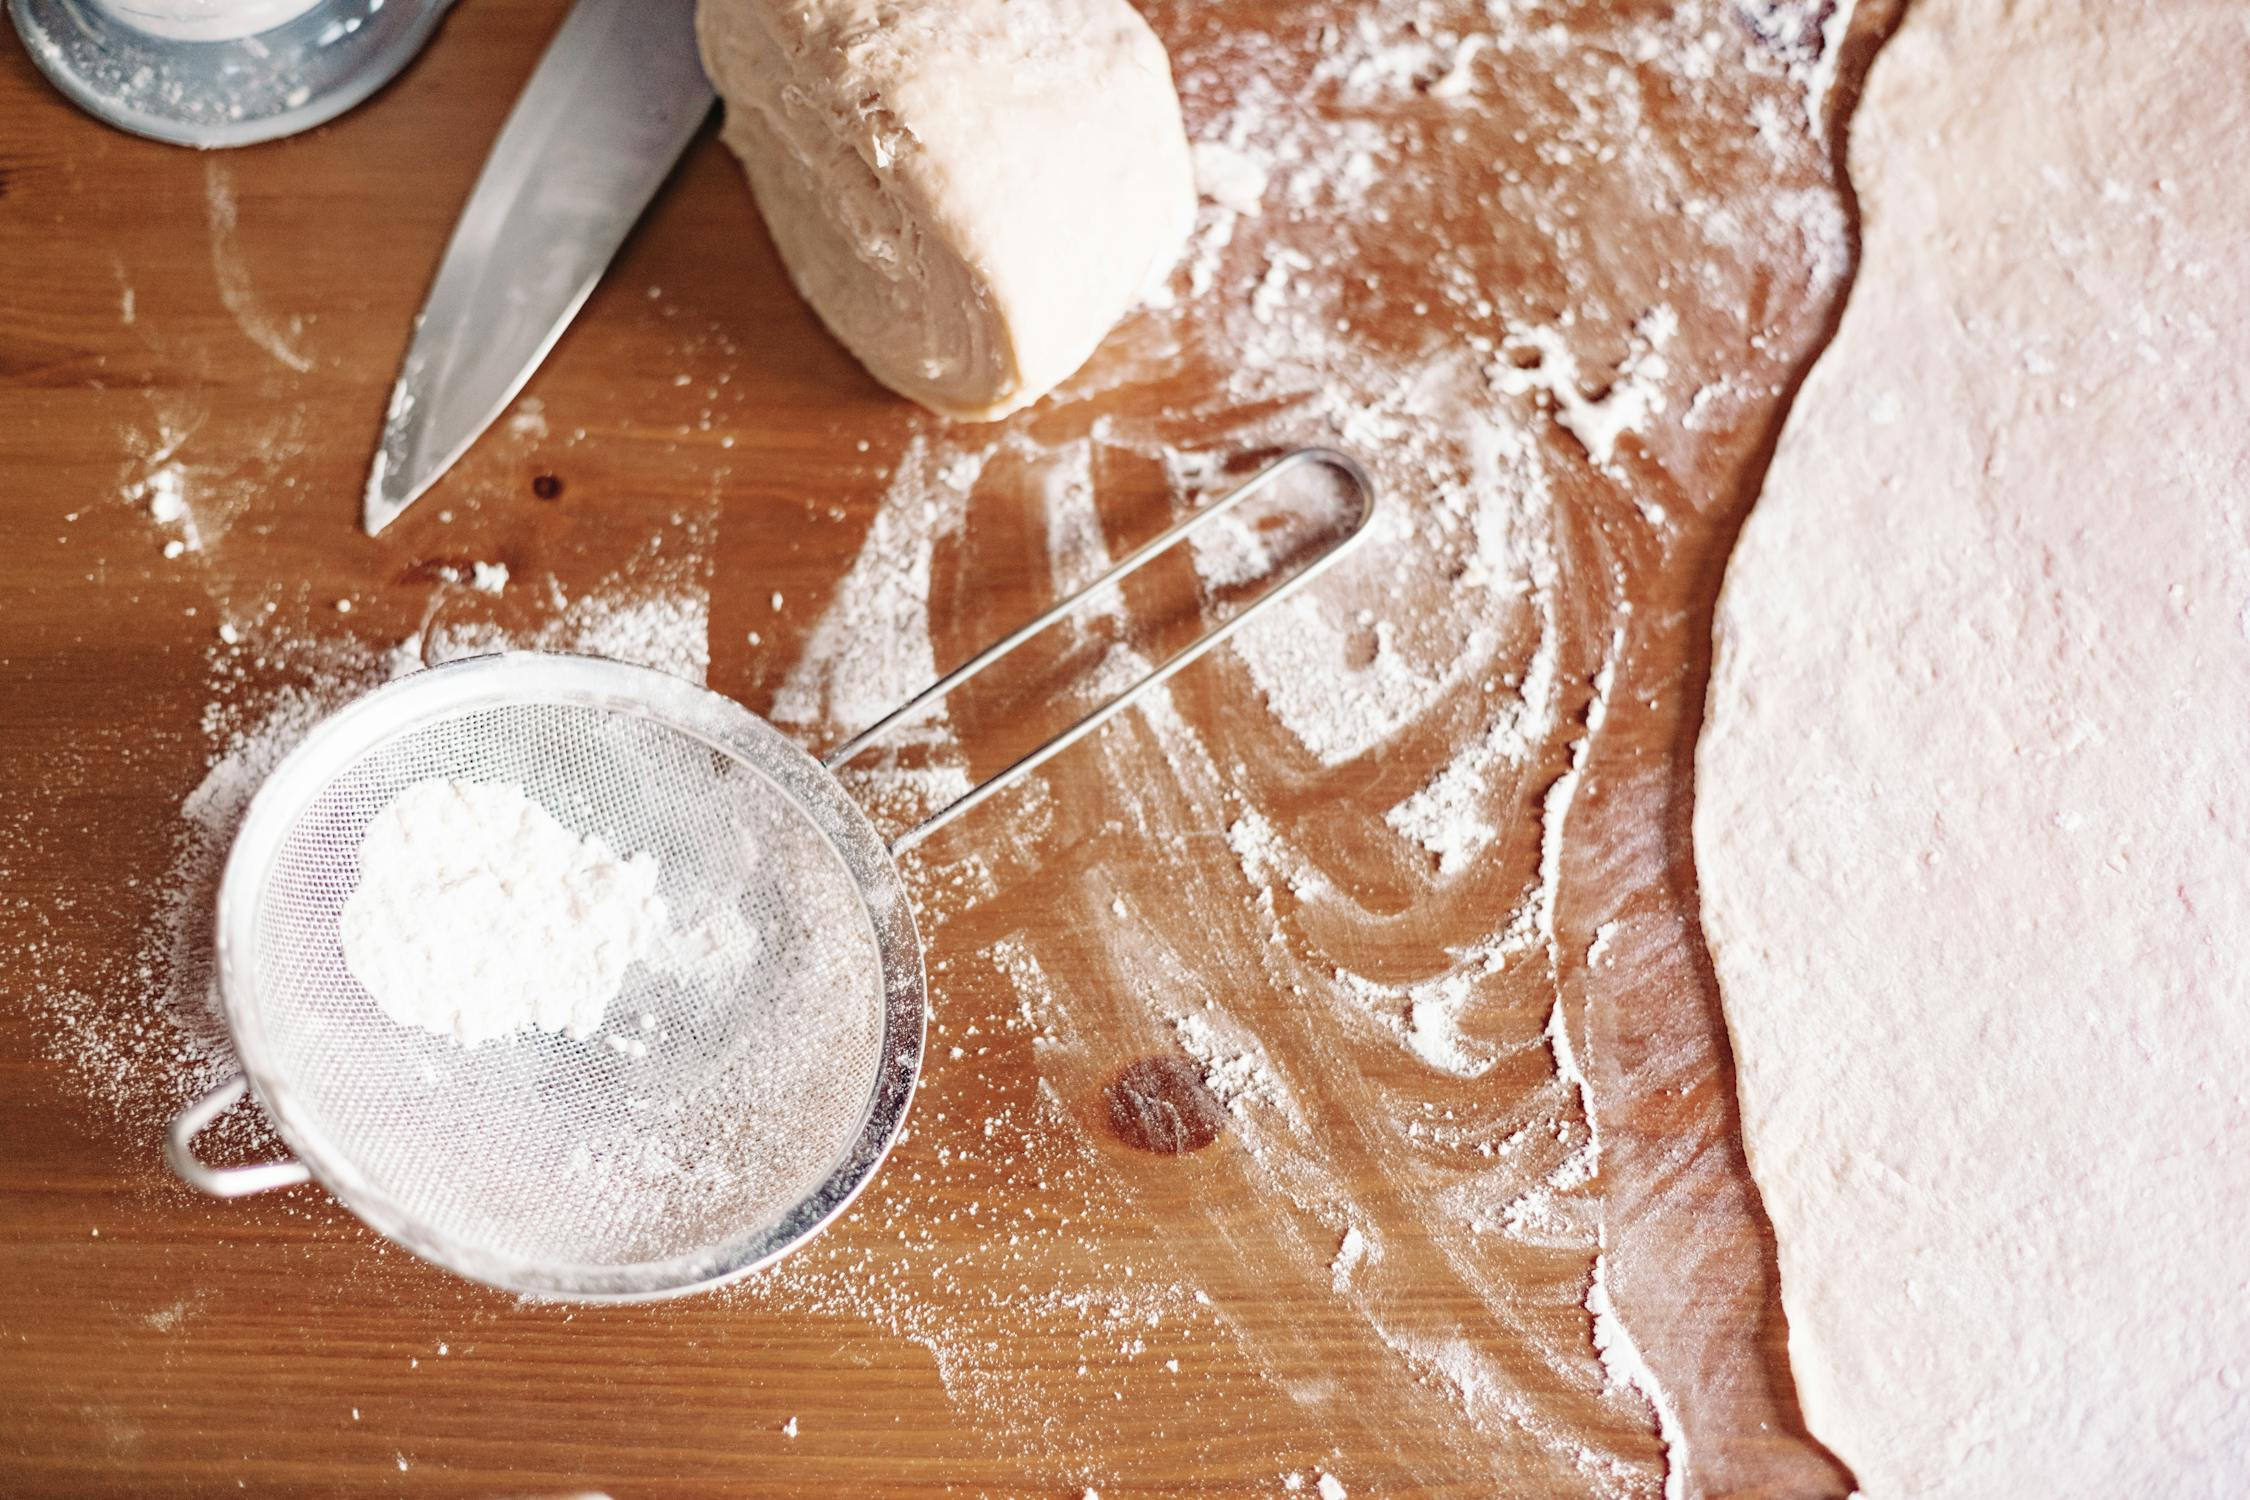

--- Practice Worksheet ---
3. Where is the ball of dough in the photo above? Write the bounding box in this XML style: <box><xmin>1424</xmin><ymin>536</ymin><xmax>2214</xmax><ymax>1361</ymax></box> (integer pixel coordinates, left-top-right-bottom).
<box><xmin>697</xmin><ymin>0</ymin><xmax>1196</xmax><ymax>421</ymax></box>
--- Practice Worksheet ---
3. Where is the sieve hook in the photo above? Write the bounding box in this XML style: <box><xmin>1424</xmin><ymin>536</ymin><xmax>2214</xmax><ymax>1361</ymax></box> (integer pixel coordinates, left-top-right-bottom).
<box><xmin>825</xmin><ymin>446</ymin><xmax>1379</xmax><ymax>854</ymax></box>
<box><xmin>166</xmin><ymin>1076</ymin><xmax>313</xmax><ymax>1198</ymax></box>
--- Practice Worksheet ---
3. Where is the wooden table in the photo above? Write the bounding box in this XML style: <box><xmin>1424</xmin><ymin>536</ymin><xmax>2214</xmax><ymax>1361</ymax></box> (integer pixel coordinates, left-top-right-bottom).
<box><xmin>0</xmin><ymin>1</ymin><xmax>1894</xmax><ymax>1493</ymax></box>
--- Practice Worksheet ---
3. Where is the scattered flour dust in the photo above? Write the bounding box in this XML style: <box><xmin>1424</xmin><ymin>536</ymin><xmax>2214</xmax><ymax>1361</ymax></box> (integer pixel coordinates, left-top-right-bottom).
<box><xmin>1493</xmin><ymin>307</ymin><xmax>1682</xmax><ymax>468</ymax></box>
<box><xmin>1330</xmin><ymin>1226</ymin><xmax>1370</xmax><ymax>1292</ymax></box>
<box><xmin>340</xmin><ymin>779</ymin><xmax>668</xmax><ymax>1046</ymax></box>
<box><xmin>770</xmin><ymin>435</ymin><xmax>984</xmax><ymax>736</ymax></box>
<box><xmin>1587</xmin><ymin>1243</ymin><xmax>1689</xmax><ymax>1500</ymax></box>
<box><xmin>204</xmin><ymin>159</ymin><xmax>314</xmax><ymax>375</ymax></box>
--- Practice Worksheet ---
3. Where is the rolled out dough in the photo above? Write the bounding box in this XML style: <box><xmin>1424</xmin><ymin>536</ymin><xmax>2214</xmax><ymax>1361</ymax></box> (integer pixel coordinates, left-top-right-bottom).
<box><xmin>696</xmin><ymin>0</ymin><xmax>1195</xmax><ymax>421</ymax></box>
<box><xmin>1696</xmin><ymin>2</ymin><xmax>2250</xmax><ymax>1495</ymax></box>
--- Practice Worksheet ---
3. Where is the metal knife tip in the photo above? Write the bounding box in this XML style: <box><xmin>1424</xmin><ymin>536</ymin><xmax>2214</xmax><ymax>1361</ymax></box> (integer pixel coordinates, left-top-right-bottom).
<box><xmin>361</xmin><ymin>449</ymin><xmax>398</xmax><ymax>537</ymax></box>
<box><xmin>361</xmin><ymin>446</ymin><xmax>428</xmax><ymax>538</ymax></box>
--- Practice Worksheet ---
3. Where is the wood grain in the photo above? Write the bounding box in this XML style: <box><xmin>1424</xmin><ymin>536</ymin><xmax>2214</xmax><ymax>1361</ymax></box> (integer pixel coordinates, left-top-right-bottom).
<box><xmin>0</xmin><ymin>1</ymin><xmax>1896</xmax><ymax>1493</ymax></box>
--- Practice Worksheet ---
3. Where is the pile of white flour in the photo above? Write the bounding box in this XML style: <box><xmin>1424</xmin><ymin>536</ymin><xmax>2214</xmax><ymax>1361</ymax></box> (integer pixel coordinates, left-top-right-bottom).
<box><xmin>339</xmin><ymin>778</ymin><xmax>667</xmax><ymax>1046</ymax></box>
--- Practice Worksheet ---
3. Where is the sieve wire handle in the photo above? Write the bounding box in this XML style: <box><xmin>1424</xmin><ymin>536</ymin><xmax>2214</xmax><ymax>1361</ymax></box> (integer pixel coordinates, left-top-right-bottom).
<box><xmin>825</xmin><ymin>446</ymin><xmax>1379</xmax><ymax>855</ymax></box>
<box><xmin>165</xmin><ymin>1076</ymin><xmax>313</xmax><ymax>1198</ymax></box>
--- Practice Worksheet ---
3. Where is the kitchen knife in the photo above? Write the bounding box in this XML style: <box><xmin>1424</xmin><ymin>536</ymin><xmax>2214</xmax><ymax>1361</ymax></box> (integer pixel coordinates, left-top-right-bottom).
<box><xmin>362</xmin><ymin>0</ymin><xmax>715</xmax><ymax>536</ymax></box>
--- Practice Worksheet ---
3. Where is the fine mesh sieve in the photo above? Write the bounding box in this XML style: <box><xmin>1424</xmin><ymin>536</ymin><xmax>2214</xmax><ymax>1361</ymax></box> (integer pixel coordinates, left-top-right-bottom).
<box><xmin>166</xmin><ymin>447</ymin><xmax>1376</xmax><ymax>1300</ymax></box>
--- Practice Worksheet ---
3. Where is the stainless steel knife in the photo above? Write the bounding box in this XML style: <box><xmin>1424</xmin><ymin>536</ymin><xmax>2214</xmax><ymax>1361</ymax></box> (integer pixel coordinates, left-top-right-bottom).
<box><xmin>362</xmin><ymin>0</ymin><xmax>715</xmax><ymax>535</ymax></box>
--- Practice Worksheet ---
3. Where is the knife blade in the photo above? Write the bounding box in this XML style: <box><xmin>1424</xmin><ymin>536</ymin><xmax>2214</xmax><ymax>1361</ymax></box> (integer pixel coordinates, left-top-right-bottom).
<box><xmin>362</xmin><ymin>0</ymin><xmax>715</xmax><ymax>535</ymax></box>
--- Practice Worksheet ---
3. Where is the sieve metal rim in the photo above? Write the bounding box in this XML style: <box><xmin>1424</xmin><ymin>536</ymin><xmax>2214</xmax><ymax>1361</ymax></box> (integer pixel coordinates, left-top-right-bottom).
<box><xmin>207</xmin><ymin>651</ymin><xmax>925</xmax><ymax>1301</ymax></box>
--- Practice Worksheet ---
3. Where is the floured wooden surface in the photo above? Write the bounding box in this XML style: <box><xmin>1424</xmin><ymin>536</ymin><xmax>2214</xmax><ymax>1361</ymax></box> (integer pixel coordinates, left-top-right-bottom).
<box><xmin>0</xmin><ymin>0</ymin><xmax>1886</xmax><ymax>1492</ymax></box>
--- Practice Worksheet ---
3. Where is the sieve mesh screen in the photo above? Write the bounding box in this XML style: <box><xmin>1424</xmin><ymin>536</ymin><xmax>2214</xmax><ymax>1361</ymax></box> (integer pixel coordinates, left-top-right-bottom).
<box><xmin>244</xmin><ymin>698</ymin><xmax>889</xmax><ymax>1280</ymax></box>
